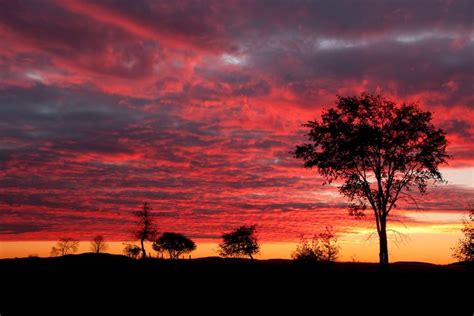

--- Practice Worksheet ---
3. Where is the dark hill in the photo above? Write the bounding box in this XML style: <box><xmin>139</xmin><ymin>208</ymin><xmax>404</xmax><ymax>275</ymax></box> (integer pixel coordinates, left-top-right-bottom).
<box><xmin>0</xmin><ymin>254</ymin><xmax>471</xmax><ymax>314</ymax></box>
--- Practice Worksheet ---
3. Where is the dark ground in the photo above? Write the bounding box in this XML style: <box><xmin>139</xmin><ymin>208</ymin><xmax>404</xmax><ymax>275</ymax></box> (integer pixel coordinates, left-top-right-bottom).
<box><xmin>0</xmin><ymin>253</ymin><xmax>472</xmax><ymax>314</ymax></box>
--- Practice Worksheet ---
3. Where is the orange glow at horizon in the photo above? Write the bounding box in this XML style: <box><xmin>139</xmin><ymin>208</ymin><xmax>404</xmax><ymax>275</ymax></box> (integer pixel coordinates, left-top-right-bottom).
<box><xmin>0</xmin><ymin>226</ymin><xmax>463</xmax><ymax>264</ymax></box>
<box><xmin>0</xmin><ymin>1</ymin><xmax>472</xmax><ymax>266</ymax></box>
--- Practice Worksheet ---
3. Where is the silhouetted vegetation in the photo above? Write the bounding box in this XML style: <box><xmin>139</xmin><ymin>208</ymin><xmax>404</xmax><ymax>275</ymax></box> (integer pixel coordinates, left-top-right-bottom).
<box><xmin>50</xmin><ymin>238</ymin><xmax>79</xmax><ymax>256</ymax></box>
<box><xmin>292</xmin><ymin>236</ymin><xmax>321</xmax><ymax>262</ymax></box>
<box><xmin>152</xmin><ymin>232</ymin><xmax>196</xmax><ymax>259</ymax></box>
<box><xmin>318</xmin><ymin>226</ymin><xmax>340</xmax><ymax>261</ymax></box>
<box><xmin>133</xmin><ymin>202</ymin><xmax>158</xmax><ymax>259</ymax></box>
<box><xmin>292</xmin><ymin>226</ymin><xmax>340</xmax><ymax>262</ymax></box>
<box><xmin>90</xmin><ymin>235</ymin><xmax>108</xmax><ymax>254</ymax></box>
<box><xmin>123</xmin><ymin>243</ymin><xmax>141</xmax><ymax>259</ymax></box>
<box><xmin>2</xmin><ymin>254</ymin><xmax>471</xmax><ymax>314</ymax></box>
<box><xmin>452</xmin><ymin>206</ymin><xmax>473</xmax><ymax>262</ymax></box>
<box><xmin>218</xmin><ymin>225</ymin><xmax>260</xmax><ymax>260</ymax></box>
<box><xmin>293</xmin><ymin>93</ymin><xmax>449</xmax><ymax>267</ymax></box>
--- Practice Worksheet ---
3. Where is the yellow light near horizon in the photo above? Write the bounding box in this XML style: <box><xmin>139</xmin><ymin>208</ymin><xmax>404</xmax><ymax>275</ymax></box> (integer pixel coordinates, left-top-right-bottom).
<box><xmin>347</xmin><ymin>223</ymin><xmax>464</xmax><ymax>236</ymax></box>
<box><xmin>0</xmin><ymin>225</ymin><xmax>463</xmax><ymax>264</ymax></box>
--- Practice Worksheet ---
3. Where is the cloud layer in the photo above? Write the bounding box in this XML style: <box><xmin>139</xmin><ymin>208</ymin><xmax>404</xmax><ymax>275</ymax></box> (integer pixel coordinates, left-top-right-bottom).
<box><xmin>0</xmin><ymin>0</ymin><xmax>473</xmax><ymax>241</ymax></box>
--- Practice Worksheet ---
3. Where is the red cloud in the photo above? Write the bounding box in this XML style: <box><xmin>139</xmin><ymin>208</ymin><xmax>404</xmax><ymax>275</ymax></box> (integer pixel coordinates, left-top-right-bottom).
<box><xmin>0</xmin><ymin>0</ymin><xmax>473</xmax><ymax>243</ymax></box>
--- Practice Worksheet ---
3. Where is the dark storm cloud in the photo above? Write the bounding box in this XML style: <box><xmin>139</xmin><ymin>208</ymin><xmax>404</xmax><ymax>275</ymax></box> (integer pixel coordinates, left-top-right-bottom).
<box><xmin>0</xmin><ymin>84</ymin><xmax>146</xmax><ymax>136</ymax></box>
<box><xmin>68</xmin><ymin>0</ymin><xmax>473</xmax><ymax>41</ymax></box>
<box><xmin>0</xmin><ymin>0</ymin><xmax>161</xmax><ymax>78</ymax></box>
<box><xmin>247</xmin><ymin>36</ymin><xmax>474</xmax><ymax>106</ymax></box>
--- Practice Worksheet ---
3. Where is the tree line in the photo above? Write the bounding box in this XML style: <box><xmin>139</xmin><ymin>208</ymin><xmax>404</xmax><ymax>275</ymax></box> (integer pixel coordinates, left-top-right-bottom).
<box><xmin>49</xmin><ymin>203</ymin><xmax>472</xmax><ymax>263</ymax></box>
<box><xmin>49</xmin><ymin>202</ymin><xmax>342</xmax><ymax>262</ymax></box>
<box><xmin>48</xmin><ymin>94</ymin><xmax>473</xmax><ymax>265</ymax></box>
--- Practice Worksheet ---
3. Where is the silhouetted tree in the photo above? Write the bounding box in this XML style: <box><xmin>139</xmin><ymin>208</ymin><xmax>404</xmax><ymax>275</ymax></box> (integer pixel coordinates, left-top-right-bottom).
<box><xmin>218</xmin><ymin>225</ymin><xmax>260</xmax><ymax>260</ymax></box>
<box><xmin>50</xmin><ymin>238</ymin><xmax>79</xmax><ymax>256</ymax></box>
<box><xmin>90</xmin><ymin>235</ymin><xmax>108</xmax><ymax>254</ymax></box>
<box><xmin>318</xmin><ymin>226</ymin><xmax>340</xmax><ymax>261</ymax></box>
<box><xmin>152</xmin><ymin>232</ymin><xmax>196</xmax><ymax>259</ymax></box>
<box><xmin>292</xmin><ymin>235</ymin><xmax>322</xmax><ymax>262</ymax></box>
<box><xmin>293</xmin><ymin>93</ymin><xmax>449</xmax><ymax>268</ymax></box>
<box><xmin>292</xmin><ymin>226</ymin><xmax>340</xmax><ymax>262</ymax></box>
<box><xmin>133</xmin><ymin>202</ymin><xmax>158</xmax><ymax>259</ymax></box>
<box><xmin>123</xmin><ymin>243</ymin><xmax>141</xmax><ymax>259</ymax></box>
<box><xmin>452</xmin><ymin>206</ymin><xmax>473</xmax><ymax>262</ymax></box>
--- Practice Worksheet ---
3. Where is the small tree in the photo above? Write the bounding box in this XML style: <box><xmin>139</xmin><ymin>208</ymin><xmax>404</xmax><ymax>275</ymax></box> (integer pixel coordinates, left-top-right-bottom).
<box><xmin>293</xmin><ymin>93</ymin><xmax>449</xmax><ymax>267</ymax></box>
<box><xmin>152</xmin><ymin>232</ymin><xmax>196</xmax><ymax>259</ymax></box>
<box><xmin>218</xmin><ymin>225</ymin><xmax>260</xmax><ymax>260</ymax></box>
<box><xmin>123</xmin><ymin>243</ymin><xmax>141</xmax><ymax>259</ymax></box>
<box><xmin>90</xmin><ymin>235</ymin><xmax>108</xmax><ymax>254</ymax></box>
<box><xmin>292</xmin><ymin>226</ymin><xmax>340</xmax><ymax>262</ymax></box>
<box><xmin>452</xmin><ymin>207</ymin><xmax>473</xmax><ymax>262</ymax></box>
<box><xmin>318</xmin><ymin>226</ymin><xmax>340</xmax><ymax>261</ymax></box>
<box><xmin>133</xmin><ymin>202</ymin><xmax>158</xmax><ymax>259</ymax></box>
<box><xmin>292</xmin><ymin>235</ymin><xmax>323</xmax><ymax>262</ymax></box>
<box><xmin>50</xmin><ymin>238</ymin><xmax>79</xmax><ymax>256</ymax></box>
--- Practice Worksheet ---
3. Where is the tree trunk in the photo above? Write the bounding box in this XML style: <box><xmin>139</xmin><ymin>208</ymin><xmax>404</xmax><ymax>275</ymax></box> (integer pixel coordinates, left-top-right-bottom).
<box><xmin>378</xmin><ymin>216</ymin><xmax>389</xmax><ymax>269</ymax></box>
<box><xmin>249</xmin><ymin>253</ymin><xmax>254</xmax><ymax>260</ymax></box>
<box><xmin>140</xmin><ymin>238</ymin><xmax>146</xmax><ymax>259</ymax></box>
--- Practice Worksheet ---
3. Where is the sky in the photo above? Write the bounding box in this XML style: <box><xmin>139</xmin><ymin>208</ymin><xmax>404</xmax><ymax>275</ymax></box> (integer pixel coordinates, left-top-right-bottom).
<box><xmin>0</xmin><ymin>0</ymin><xmax>473</xmax><ymax>262</ymax></box>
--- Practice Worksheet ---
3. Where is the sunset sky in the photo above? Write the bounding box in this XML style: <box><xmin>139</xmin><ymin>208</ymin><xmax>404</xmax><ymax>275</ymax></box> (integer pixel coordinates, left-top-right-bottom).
<box><xmin>0</xmin><ymin>0</ymin><xmax>473</xmax><ymax>263</ymax></box>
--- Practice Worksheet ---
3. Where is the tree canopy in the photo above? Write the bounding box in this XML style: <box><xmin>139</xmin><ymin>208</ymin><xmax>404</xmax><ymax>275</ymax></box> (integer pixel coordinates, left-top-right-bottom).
<box><xmin>294</xmin><ymin>93</ymin><xmax>449</xmax><ymax>266</ymax></box>
<box><xmin>123</xmin><ymin>243</ymin><xmax>141</xmax><ymax>259</ymax></box>
<box><xmin>452</xmin><ymin>207</ymin><xmax>473</xmax><ymax>262</ymax></box>
<box><xmin>152</xmin><ymin>232</ymin><xmax>196</xmax><ymax>259</ymax></box>
<box><xmin>292</xmin><ymin>226</ymin><xmax>340</xmax><ymax>262</ymax></box>
<box><xmin>90</xmin><ymin>235</ymin><xmax>108</xmax><ymax>254</ymax></box>
<box><xmin>218</xmin><ymin>225</ymin><xmax>260</xmax><ymax>260</ymax></box>
<box><xmin>50</xmin><ymin>238</ymin><xmax>79</xmax><ymax>257</ymax></box>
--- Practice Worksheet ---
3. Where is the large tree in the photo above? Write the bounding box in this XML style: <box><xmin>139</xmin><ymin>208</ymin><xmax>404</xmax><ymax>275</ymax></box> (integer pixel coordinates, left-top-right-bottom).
<box><xmin>133</xmin><ymin>202</ymin><xmax>158</xmax><ymax>259</ymax></box>
<box><xmin>293</xmin><ymin>93</ymin><xmax>449</xmax><ymax>267</ymax></box>
<box><xmin>152</xmin><ymin>232</ymin><xmax>196</xmax><ymax>259</ymax></box>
